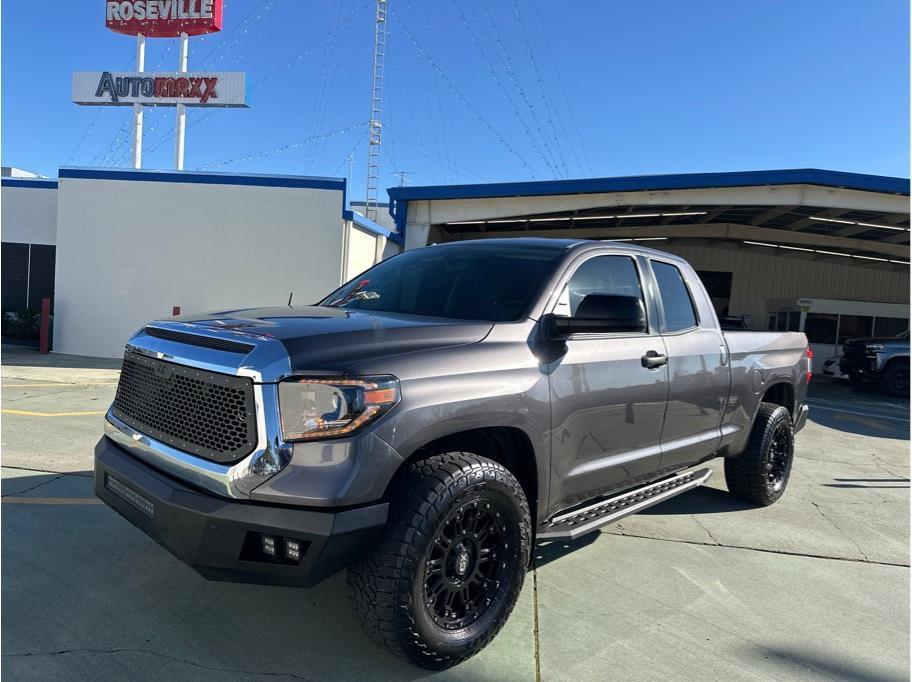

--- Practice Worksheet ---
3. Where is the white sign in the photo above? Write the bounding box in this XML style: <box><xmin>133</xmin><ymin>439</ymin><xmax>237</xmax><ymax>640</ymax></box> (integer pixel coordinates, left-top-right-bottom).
<box><xmin>72</xmin><ymin>71</ymin><xmax>248</xmax><ymax>107</ymax></box>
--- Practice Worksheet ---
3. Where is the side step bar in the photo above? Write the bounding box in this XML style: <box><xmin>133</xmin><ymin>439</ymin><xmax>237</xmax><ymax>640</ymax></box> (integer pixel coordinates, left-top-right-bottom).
<box><xmin>538</xmin><ymin>468</ymin><xmax>713</xmax><ymax>541</ymax></box>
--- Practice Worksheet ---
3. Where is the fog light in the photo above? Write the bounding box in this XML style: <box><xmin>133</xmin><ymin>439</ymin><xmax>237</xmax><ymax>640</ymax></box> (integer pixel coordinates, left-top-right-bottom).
<box><xmin>285</xmin><ymin>539</ymin><xmax>301</xmax><ymax>562</ymax></box>
<box><xmin>261</xmin><ymin>535</ymin><xmax>276</xmax><ymax>557</ymax></box>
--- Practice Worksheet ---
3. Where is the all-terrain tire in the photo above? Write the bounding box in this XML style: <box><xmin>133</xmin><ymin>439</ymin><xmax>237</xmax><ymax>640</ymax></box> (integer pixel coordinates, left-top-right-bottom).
<box><xmin>347</xmin><ymin>452</ymin><xmax>532</xmax><ymax>670</ymax></box>
<box><xmin>725</xmin><ymin>403</ymin><xmax>794</xmax><ymax>506</ymax></box>
<box><xmin>880</xmin><ymin>362</ymin><xmax>910</xmax><ymax>398</ymax></box>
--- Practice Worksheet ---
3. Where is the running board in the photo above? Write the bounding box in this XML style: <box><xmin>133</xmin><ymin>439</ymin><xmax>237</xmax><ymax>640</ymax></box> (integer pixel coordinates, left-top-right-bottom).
<box><xmin>538</xmin><ymin>468</ymin><xmax>713</xmax><ymax>541</ymax></box>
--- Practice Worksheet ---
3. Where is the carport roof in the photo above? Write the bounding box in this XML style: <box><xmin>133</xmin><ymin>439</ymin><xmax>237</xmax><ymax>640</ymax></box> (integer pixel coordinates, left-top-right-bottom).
<box><xmin>386</xmin><ymin>169</ymin><xmax>910</xmax><ymax>268</ymax></box>
<box><xmin>387</xmin><ymin>168</ymin><xmax>909</xmax><ymax>204</ymax></box>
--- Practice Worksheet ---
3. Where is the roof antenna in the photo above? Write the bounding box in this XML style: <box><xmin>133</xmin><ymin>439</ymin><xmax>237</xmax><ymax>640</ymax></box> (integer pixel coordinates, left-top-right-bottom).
<box><xmin>287</xmin><ymin>291</ymin><xmax>294</xmax><ymax>307</ymax></box>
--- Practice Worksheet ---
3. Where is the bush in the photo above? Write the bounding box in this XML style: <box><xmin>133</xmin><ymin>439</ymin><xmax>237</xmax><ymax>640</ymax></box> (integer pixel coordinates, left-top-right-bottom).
<box><xmin>2</xmin><ymin>310</ymin><xmax>41</xmax><ymax>340</ymax></box>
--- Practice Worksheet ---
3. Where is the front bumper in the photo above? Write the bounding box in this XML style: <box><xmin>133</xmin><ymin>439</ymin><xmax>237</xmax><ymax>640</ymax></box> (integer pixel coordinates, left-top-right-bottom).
<box><xmin>95</xmin><ymin>436</ymin><xmax>388</xmax><ymax>587</ymax></box>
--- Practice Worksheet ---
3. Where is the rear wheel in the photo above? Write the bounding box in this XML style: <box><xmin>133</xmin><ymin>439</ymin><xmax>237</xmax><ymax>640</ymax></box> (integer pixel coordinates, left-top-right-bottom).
<box><xmin>725</xmin><ymin>403</ymin><xmax>794</xmax><ymax>506</ymax></box>
<box><xmin>880</xmin><ymin>363</ymin><xmax>910</xmax><ymax>398</ymax></box>
<box><xmin>348</xmin><ymin>452</ymin><xmax>531</xmax><ymax>670</ymax></box>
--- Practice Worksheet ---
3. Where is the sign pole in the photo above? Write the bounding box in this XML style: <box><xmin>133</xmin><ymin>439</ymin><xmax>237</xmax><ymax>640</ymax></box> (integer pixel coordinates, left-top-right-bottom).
<box><xmin>132</xmin><ymin>33</ymin><xmax>145</xmax><ymax>169</ymax></box>
<box><xmin>174</xmin><ymin>31</ymin><xmax>189</xmax><ymax>170</ymax></box>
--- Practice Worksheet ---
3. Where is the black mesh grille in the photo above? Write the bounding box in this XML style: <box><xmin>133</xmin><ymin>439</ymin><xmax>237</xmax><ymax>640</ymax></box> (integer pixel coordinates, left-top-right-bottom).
<box><xmin>112</xmin><ymin>352</ymin><xmax>257</xmax><ymax>463</ymax></box>
<box><xmin>144</xmin><ymin>327</ymin><xmax>254</xmax><ymax>354</ymax></box>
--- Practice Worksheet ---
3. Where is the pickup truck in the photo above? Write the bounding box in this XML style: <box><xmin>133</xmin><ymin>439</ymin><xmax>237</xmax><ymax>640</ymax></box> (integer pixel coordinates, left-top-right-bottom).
<box><xmin>839</xmin><ymin>331</ymin><xmax>909</xmax><ymax>397</ymax></box>
<box><xmin>95</xmin><ymin>238</ymin><xmax>810</xmax><ymax>669</ymax></box>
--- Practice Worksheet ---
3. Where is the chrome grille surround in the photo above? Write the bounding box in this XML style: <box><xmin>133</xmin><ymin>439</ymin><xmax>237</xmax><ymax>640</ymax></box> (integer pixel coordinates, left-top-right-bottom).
<box><xmin>103</xmin><ymin>322</ymin><xmax>294</xmax><ymax>500</ymax></box>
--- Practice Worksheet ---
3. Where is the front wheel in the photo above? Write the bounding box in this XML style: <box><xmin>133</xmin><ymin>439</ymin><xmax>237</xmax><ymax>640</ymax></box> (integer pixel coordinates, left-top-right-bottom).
<box><xmin>725</xmin><ymin>403</ymin><xmax>794</xmax><ymax>506</ymax></box>
<box><xmin>880</xmin><ymin>363</ymin><xmax>910</xmax><ymax>398</ymax></box>
<box><xmin>348</xmin><ymin>452</ymin><xmax>531</xmax><ymax>670</ymax></box>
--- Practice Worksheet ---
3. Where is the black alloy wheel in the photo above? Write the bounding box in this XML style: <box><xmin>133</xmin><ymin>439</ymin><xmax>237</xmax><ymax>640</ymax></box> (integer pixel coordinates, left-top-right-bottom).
<box><xmin>725</xmin><ymin>402</ymin><xmax>794</xmax><ymax>506</ymax></box>
<box><xmin>348</xmin><ymin>452</ymin><xmax>531</xmax><ymax>669</ymax></box>
<box><xmin>766</xmin><ymin>420</ymin><xmax>792</xmax><ymax>494</ymax></box>
<box><xmin>423</xmin><ymin>500</ymin><xmax>508</xmax><ymax>631</ymax></box>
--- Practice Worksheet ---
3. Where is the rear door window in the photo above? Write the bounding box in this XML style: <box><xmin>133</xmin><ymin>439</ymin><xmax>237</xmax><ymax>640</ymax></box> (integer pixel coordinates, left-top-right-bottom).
<box><xmin>651</xmin><ymin>261</ymin><xmax>698</xmax><ymax>332</ymax></box>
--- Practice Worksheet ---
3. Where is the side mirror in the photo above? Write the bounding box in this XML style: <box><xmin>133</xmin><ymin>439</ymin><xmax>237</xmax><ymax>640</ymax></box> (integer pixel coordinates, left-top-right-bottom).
<box><xmin>547</xmin><ymin>294</ymin><xmax>647</xmax><ymax>338</ymax></box>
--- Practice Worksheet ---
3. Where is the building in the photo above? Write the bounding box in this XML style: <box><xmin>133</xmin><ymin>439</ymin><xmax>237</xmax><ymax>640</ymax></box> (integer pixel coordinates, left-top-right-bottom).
<box><xmin>1</xmin><ymin>168</ymin><xmax>398</xmax><ymax>357</ymax></box>
<box><xmin>1</xmin><ymin>166</ymin><xmax>908</xmax><ymax>362</ymax></box>
<box><xmin>387</xmin><ymin>169</ymin><xmax>910</xmax><ymax>369</ymax></box>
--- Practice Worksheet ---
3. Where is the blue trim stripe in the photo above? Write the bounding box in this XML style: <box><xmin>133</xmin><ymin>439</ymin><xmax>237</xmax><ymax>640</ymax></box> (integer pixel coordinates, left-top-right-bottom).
<box><xmin>386</xmin><ymin>168</ymin><xmax>911</xmax><ymax>238</ymax></box>
<box><xmin>343</xmin><ymin>209</ymin><xmax>403</xmax><ymax>244</ymax></box>
<box><xmin>59</xmin><ymin>166</ymin><xmax>346</xmax><ymax>191</ymax></box>
<box><xmin>1</xmin><ymin>178</ymin><xmax>58</xmax><ymax>189</ymax></box>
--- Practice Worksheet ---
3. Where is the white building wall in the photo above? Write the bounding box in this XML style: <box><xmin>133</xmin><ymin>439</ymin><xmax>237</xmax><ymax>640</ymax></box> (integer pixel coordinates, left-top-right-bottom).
<box><xmin>344</xmin><ymin>223</ymin><xmax>384</xmax><ymax>280</ymax></box>
<box><xmin>1</xmin><ymin>184</ymin><xmax>57</xmax><ymax>245</ymax></box>
<box><xmin>657</xmin><ymin>243</ymin><xmax>910</xmax><ymax>328</ymax></box>
<box><xmin>54</xmin><ymin>176</ymin><xmax>346</xmax><ymax>357</ymax></box>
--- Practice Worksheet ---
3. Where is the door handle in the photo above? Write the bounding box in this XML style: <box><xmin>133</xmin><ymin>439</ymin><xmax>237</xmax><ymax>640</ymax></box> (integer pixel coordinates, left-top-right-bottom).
<box><xmin>641</xmin><ymin>351</ymin><xmax>668</xmax><ymax>368</ymax></box>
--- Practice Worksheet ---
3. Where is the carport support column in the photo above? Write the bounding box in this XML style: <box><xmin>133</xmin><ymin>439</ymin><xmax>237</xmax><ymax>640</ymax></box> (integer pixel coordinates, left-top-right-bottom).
<box><xmin>404</xmin><ymin>222</ymin><xmax>431</xmax><ymax>250</ymax></box>
<box><xmin>174</xmin><ymin>32</ymin><xmax>189</xmax><ymax>171</ymax></box>
<box><xmin>132</xmin><ymin>33</ymin><xmax>145</xmax><ymax>169</ymax></box>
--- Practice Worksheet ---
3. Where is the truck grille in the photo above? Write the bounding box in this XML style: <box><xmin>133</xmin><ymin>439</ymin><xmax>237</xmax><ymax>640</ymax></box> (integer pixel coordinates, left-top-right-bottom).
<box><xmin>112</xmin><ymin>351</ymin><xmax>257</xmax><ymax>463</ymax></box>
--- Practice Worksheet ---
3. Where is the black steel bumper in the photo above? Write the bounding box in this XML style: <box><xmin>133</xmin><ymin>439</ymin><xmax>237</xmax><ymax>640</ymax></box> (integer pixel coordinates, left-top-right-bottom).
<box><xmin>94</xmin><ymin>436</ymin><xmax>388</xmax><ymax>588</ymax></box>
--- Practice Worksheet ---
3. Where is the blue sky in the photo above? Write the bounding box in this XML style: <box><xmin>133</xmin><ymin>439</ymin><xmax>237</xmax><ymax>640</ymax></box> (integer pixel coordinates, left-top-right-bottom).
<box><xmin>2</xmin><ymin>0</ymin><xmax>909</xmax><ymax>198</ymax></box>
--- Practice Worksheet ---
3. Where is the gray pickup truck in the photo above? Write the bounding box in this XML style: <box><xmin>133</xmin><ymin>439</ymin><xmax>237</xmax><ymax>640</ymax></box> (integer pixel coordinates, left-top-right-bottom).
<box><xmin>95</xmin><ymin>238</ymin><xmax>810</xmax><ymax>669</ymax></box>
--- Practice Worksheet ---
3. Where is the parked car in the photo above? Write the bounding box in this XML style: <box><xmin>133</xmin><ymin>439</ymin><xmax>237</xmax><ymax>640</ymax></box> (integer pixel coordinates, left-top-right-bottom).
<box><xmin>822</xmin><ymin>355</ymin><xmax>847</xmax><ymax>380</ymax></box>
<box><xmin>840</xmin><ymin>330</ymin><xmax>910</xmax><ymax>397</ymax></box>
<box><xmin>95</xmin><ymin>238</ymin><xmax>810</xmax><ymax>669</ymax></box>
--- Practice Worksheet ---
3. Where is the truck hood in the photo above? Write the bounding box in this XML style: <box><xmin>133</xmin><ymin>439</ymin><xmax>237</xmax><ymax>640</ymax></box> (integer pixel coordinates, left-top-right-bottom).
<box><xmin>162</xmin><ymin>305</ymin><xmax>494</xmax><ymax>371</ymax></box>
<box><xmin>845</xmin><ymin>336</ymin><xmax>909</xmax><ymax>346</ymax></box>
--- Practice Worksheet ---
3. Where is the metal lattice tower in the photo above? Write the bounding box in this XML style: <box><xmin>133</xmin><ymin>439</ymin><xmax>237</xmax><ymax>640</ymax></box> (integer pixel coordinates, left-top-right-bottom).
<box><xmin>365</xmin><ymin>0</ymin><xmax>388</xmax><ymax>221</ymax></box>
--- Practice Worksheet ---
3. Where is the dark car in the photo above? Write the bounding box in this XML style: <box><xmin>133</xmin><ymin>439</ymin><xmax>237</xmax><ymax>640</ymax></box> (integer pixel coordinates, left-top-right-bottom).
<box><xmin>840</xmin><ymin>330</ymin><xmax>910</xmax><ymax>396</ymax></box>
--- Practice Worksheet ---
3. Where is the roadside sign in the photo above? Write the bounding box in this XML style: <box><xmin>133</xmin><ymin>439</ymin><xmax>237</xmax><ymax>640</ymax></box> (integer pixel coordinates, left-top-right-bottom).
<box><xmin>73</xmin><ymin>71</ymin><xmax>248</xmax><ymax>107</ymax></box>
<box><xmin>105</xmin><ymin>0</ymin><xmax>224</xmax><ymax>37</ymax></box>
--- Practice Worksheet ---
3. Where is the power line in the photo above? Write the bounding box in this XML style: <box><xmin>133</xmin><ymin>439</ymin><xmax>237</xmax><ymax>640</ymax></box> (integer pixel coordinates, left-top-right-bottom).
<box><xmin>452</xmin><ymin>1</ymin><xmax>559</xmax><ymax>177</ymax></box>
<box><xmin>384</xmin><ymin>122</ymin><xmax>485</xmax><ymax>182</ymax></box>
<box><xmin>471</xmin><ymin>0</ymin><xmax>565</xmax><ymax>176</ymax></box>
<box><xmin>195</xmin><ymin>121</ymin><xmax>367</xmax><ymax>169</ymax></box>
<box><xmin>509</xmin><ymin>0</ymin><xmax>570</xmax><ymax>178</ymax></box>
<box><xmin>530</xmin><ymin>0</ymin><xmax>592</xmax><ymax>176</ymax></box>
<box><xmin>389</xmin><ymin>8</ymin><xmax>540</xmax><ymax>178</ymax></box>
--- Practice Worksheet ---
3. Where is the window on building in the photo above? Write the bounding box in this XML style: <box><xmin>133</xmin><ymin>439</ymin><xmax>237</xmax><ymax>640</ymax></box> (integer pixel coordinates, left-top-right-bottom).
<box><xmin>27</xmin><ymin>245</ymin><xmax>56</xmax><ymax>312</ymax></box>
<box><xmin>874</xmin><ymin>317</ymin><xmax>909</xmax><ymax>338</ymax></box>
<box><xmin>1</xmin><ymin>242</ymin><xmax>29</xmax><ymax>313</ymax></box>
<box><xmin>652</xmin><ymin>261</ymin><xmax>698</xmax><ymax>332</ymax></box>
<box><xmin>838</xmin><ymin>315</ymin><xmax>874</xmax><ymax>344</ymax></box>
<box><xmin>804</xmin><ymin>313</ymin><xmax>838</xmax><ymax>344</ymax></box>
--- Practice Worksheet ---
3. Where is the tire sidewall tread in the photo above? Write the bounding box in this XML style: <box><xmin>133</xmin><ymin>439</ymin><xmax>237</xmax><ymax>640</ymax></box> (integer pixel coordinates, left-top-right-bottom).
<box><xmin>348</xmin><ymin>452</ymin><xmax>531</xmax><ymax>670</ymax></box>
<box><xmin>724</xmin><ymin>403</ymin><xmax>794</xmax><ymax>506</ymax></box>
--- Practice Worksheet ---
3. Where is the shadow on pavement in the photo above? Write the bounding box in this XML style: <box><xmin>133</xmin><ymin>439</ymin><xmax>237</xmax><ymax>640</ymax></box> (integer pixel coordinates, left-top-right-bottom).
<box><xmin>751</xmin><ymin>645</ymin><xmax>908</xmax><ymax>682</ymax></box>
<box><xmin>806</xmin><ymin>378</ymin><xmax>909</xmax><ymax>441</ymax></box>
<box><xmin>533</xmin><ymin>533</ymin><xmax>598</xmax><ymax>568</ymax></box>
<box><xmin>1</xmin><ymin>471</ymin><xmax>503</xmax><ymax>681</ymax></box>
<box><xmin>639</xmin><ymin>484</ymin><xmax>755</xmax><ymax>516</ymax></box>
<box><xmin>1</xmin><ymin>345</ymin><xmax>122</xmax><ymax>370</ymax></box>
<box><xmin>808</xmin><ymin>408</ymin><xmax>909</xmax><ymax>440</ymax></box>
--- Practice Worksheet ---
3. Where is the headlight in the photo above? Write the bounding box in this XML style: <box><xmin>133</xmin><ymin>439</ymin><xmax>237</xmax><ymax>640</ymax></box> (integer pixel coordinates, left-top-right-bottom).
<box><xmin>278</xmin><ymin>377</ymin><xmax>399</xmax><ymax>441</ymax></box>
<box><xmin>865</xmin><ymin>344</ymin><xmax>885</xmax><ymax>352</ymax></box>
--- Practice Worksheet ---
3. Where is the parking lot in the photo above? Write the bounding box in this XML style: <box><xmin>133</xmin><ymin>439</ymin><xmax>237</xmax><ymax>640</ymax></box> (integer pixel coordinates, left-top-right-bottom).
<box><xmin>2</xmin><ymin>345</ymin><xmax>908</xmax><ymax>681</ymax></box>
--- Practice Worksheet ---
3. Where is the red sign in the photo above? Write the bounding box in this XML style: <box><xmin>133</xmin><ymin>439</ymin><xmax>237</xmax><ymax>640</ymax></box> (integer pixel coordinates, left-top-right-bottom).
<box><xmin>105</xmin><ymin>1</ymin><xmax>223</xmax><ymax>37</ymax></box>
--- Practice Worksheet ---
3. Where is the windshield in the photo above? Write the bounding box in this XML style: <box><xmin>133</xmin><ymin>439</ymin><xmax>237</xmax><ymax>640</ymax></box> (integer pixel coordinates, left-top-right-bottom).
<box><xmin>320</xmin><ymin>243</ymin><xmax>566</xmax><ymax>321</ymax></box>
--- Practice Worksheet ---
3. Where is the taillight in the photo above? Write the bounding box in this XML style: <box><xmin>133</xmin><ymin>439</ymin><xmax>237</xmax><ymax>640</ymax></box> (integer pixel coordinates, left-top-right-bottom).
<box><xmin>806</xmin><ymin>347</ymin><xmax>813</xmax><ymax>383</ymax></box>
